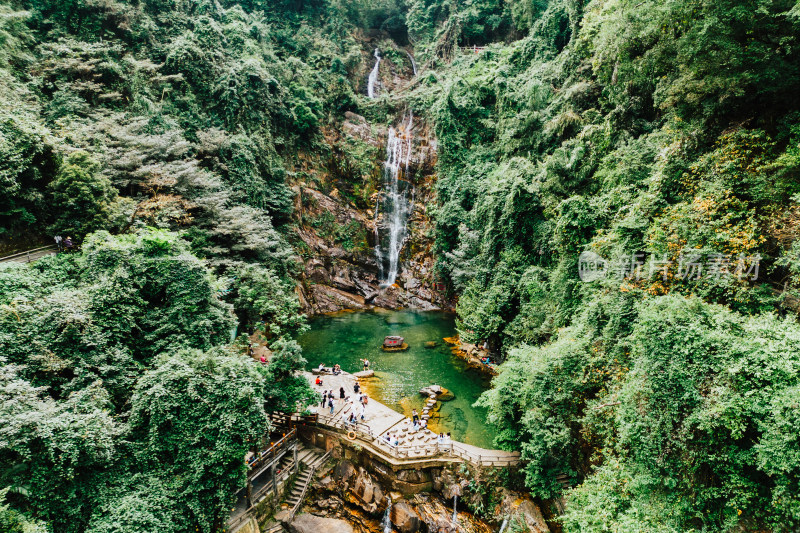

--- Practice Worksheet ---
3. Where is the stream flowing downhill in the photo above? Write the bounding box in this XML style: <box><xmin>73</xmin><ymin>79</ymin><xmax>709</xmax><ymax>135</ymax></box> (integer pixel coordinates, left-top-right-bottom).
<box><xmin>369</xmin><ymin>49</ymin><xmax>416</xmax><ymax>287</ymax></box>
<box><xmin>367</xmin><ymin>48</ymin><xmax>381</xmax><ymax>98</ymax></box>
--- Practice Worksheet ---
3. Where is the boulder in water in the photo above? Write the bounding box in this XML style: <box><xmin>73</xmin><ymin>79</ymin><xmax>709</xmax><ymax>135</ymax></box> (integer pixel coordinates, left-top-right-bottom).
<box><xmin>420</xmin><ymin>385</ymin><xmax>455</xmax><ymax>401</ymax></box>
<box><xmin>437</xmin><ymin>388</ymin><xmax>455</xmax><ymax>401</ymax></box>
<box><xmin>419</xmin><ymin>385</ymin><xmax>442</xmax><ymax>397</ymax></box>
<box><xmin>424</xmin><ymin>341</ymin><xmax>437</xmax><ymax>348</ymax></box>
<box><xmin>353</xmin><ymin>370</ymin><xmax>374</xmax><ymax>378</ymax></box>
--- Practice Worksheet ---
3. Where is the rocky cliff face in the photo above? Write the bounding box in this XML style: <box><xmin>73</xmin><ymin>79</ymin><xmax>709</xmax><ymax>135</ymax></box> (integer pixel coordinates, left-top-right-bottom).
<box><xmin>289</xmin><ymin>42</ymin><xmax>452</xmax><ymax>316</ymax></box>
<box><xmin>301</xmin><ymin>456</ymin><xmax>550</xmax><ymax>533</ymax></box>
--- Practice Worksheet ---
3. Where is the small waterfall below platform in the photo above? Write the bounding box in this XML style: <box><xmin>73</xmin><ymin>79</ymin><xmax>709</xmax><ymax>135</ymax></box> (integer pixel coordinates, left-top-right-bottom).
<box><xmin>382</xmin><ymin>497</ymin><xmax>393</xmax><ymax>533</ymax></box>
<box><xmin>499</xmin><ymin>516</ymin><xmax>509</xmax><ymax>533</ymax></box>
<box><xmin>452</xmin><ymin>494</ymin><xmax>459</xmax><ymax>527</ymax></box>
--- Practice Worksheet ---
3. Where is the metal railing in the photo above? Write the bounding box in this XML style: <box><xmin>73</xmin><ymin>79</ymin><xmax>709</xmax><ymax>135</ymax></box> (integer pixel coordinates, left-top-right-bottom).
<box><xmin>0</xmin><ymin>245</ymin><xmax>57</xmax><ymax>264</ymax></box>
<box><xmin>287</xmin><ymin>449</ymin><xmax>332</xmax><ymax>523</ymax></box>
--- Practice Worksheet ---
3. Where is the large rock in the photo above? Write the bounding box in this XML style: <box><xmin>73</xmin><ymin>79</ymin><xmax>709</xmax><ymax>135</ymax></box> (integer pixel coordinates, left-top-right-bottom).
<box><xmin>287</xmin><ymin>513</ymin><xmax>354</xmax><ymax>533</ymax></box>
<box><xmin>431</xmin><ymin>468</ymin><xmax>461</xmax><ymax>500</ymax></box>
<box><xmin>419</xmin><ymin>385</ymin><xmax>454</xmax><ymax>401</ymax></box>
<box><xmin>437</xmin><ymin>388</ymin><xmax>455</xmax><ymax>401</ymax></box>
<box><xmin>390</xmin><ymin>501</ymin><xmax>423</xmax><ymax>533</ymax></box>
<box><xmin>396</xmin><ymin>469</ymin><xmax>430</xmax><ymax>485</ymax></box>
<box><xmin>333</xmin><ymin>460</ymin><xmax>356</xmax><ymax>483</ymax></box>
<box><xmin>352</xmin><ymin>467</ymin><xmax>382</xmax><ymax>510</ymax></box>
<box><xmin>404</xmin><ymin>277</ymin><xmax>421</xmax><ymax>290</ymax></box>
<box><xmin>497</xmin><ymin>489</ymin><xmax>550</xmax><ymax>533</ymax></box>
<box><xmin>419</xmin><ymin>385</ymin><xmax>442</xmax><ymax>396</ymax></box>
<box><xmin>353</xmin><ymin>369</ymin><xmax>374</xmax><ymax>378</ymax></box>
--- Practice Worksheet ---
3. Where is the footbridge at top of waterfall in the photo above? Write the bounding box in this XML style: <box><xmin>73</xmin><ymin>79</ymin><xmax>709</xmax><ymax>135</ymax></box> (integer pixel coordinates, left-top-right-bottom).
<box><xmin>296</xmin><ymin>371</ymin><xmax>522</xmax><ymax>470</ymax></box>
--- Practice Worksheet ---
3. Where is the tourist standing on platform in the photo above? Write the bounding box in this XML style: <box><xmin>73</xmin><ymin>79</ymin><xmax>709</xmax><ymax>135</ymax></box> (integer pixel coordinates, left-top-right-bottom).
<box><xmin>359</xmin><ymin>401</ymin><xmax>366</xmax><ymax>421</ymax></box>
<box><xmin>328</xmin><ymin>396</ymin><xmax>334</xmax><ymax>414</ymax></box>
<box><xmin>412</xmin><ymin>409</ymin><xmax>419</xmax><ymax>424</ymax></box>
<box><xmin>354</xmin><ymin>380</ymin><xmax>360</xmax><ymax>394</ymax></box>
<box><xmin>339</xmin><ymin>386</ymin><xmax>345</xmax><ymax>400</ymax></box>
<box><xmin>54</xmin><ymin>235</ymin><xmax>63</xmax><ymax>251</ymax></box>
<box><xmin>320</xmin><ymin>390</ymin><xmax>327</xmax><ymax>407</ymax></box>
<box><xmin>361</xmin><ymin>358</ymin><xmax>370</xmax><ymax>371</ymax></box>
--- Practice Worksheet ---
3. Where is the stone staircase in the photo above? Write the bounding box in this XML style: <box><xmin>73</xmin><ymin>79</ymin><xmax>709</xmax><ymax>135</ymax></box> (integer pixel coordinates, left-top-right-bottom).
<box><xmin>283</xmin><ymin>443</ymin><xmax>330</xmax><ymax>518</ymax></box>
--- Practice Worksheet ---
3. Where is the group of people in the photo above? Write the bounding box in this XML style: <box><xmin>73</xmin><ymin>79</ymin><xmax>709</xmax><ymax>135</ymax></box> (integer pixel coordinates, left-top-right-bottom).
<box><xmin>312</xmin><ymin>364</ymin><xmax>460</xmax><ymax>453</ymax></box>
<box><xmin>437</xmin><ymin>432</ymin><xmax>453</xmax><ymax>449</ymax></box>
<box><xmin>319</xmin><ymin>380</ymin><xmax>370</xmax><ymax>421</ymax></box>
<box><xmin>411</xmin><ymin>409</ymin><xmax>428</xmax><ymax>431</ymax></box>
<box><xmin>320</xmin><ymin>387</ymin><xmax>345</xmax><ymax>415</ymax></box>
<box><xmin>54</xmin><ymin>235</ymin><xmax>75</xmax><ymax>252</ymax></box>
<box><xmin>315</xmin><ymin>363</ymin><xmax>342</xmax><ymax>381</ymax></box>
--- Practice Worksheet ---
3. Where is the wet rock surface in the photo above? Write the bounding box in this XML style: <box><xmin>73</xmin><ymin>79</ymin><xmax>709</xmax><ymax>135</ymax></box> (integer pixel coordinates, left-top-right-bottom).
<box><xmin>296</xmin><ymin>452</ymin><xmax>549</xmax><ymax>533</ymax></box>
<box><xmin>289</xmin><ymin>64</ymin><xmax>450</xmax><ymax>316</ymax></box>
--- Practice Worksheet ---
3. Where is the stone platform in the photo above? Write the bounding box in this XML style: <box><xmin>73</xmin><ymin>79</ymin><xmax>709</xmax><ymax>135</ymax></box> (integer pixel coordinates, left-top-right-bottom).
<box><xmin>305</xmin><ymin>371</ymin><xmax>521</xmax><ymax>466</ymax></box>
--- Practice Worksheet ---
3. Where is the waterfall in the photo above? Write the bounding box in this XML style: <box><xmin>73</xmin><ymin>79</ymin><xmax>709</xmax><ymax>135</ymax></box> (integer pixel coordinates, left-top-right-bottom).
<box><xmin>369</xmin><ymin>47</ymin><xmax>417</xmax><ymax>288</ymax></box>
<box><xmin>367</xmin><ymin>48</ymin><xmax>381</xmax><ymax>98</ymax></box>
<box><xmin>382</xmin><ymin>497</ymin><xmax>393</xmax><ymax>533</ymax></box>
<box><xmin>406</xmin><ymin>51</ymin><xmax>418</xmax><ymax>76</ymax></box>
<box><xmin>499</xmin><ymin>516</ymin><xmax>509</xmax><ymax>533</ymax></box>
<box><xmin>452</xmin><ymin>494</ymin><xmax>458</xmax><ymax>527</ymax></box>
<box><xmin>374</xmin><ymin>111</ymin><xmax>414</xmax><ymax>287</ymax></box>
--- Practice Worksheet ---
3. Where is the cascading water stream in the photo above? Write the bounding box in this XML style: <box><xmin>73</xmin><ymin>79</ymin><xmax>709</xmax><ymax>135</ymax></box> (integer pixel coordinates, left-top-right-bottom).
<box><xmin>499</xmin><ymin>516</ymin><xmax>509</xmax><ymax>533</ymax></box>
<box><xmin>374</xmin><ymin>112</ymin><xmax>414</xmax><ymax>286</ymax></box>
<box><xmin>368</xmin><ymin>48</ymin><xmax>381</xmax><ymax>98</ymax></box>
<box><xmin>382</xmin><ymin>497</ymin><xmax>393</xmax><ymax>533</ymax></box>
<box><xmin>452</xmin><ymin>494</ymin><xmax>458</xmax><ymax>527</ymax></box>
<box><xmin>406</xmin><ymin>51</ymin><xmax>418</xmax><ymax>76</ymax></box>
<box><xmin>368</xmin><ymin>48</ymin><xmax>417</xmax><ymax>287</ymax></box>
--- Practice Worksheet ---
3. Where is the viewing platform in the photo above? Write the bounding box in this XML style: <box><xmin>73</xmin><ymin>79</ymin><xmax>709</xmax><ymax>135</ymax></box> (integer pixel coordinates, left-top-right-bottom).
<box><xmin>303</xmin><ymin>371</ymin><xmax>521</xmax><ymax>469</ymax></box>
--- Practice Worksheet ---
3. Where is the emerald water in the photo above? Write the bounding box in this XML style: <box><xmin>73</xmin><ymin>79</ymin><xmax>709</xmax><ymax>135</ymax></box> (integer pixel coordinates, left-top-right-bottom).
<box><xmin>297</xmin><ymin>309</ymin><xmax>496</xmax><ymax>448</ymax></box>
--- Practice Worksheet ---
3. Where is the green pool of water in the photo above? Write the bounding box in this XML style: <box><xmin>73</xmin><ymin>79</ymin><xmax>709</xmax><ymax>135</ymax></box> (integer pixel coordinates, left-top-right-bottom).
<box><xmin>297</xmin><ymin>309</ymin><xmax>496</xmax><ymax>449</ymax></box>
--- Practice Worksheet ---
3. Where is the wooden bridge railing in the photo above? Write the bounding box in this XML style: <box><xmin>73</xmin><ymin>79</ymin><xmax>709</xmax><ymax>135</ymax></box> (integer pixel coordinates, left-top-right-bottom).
<box><xmin>247</xmin><ymin>428</ymin><xmax>296</xmax><ymax>477</ymax></box>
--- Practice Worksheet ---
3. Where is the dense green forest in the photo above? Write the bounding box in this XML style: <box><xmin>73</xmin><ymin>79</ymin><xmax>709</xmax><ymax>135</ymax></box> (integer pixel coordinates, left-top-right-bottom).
<box><xmin>3</xmin><ymin>0</ymin><xmax>800</xmax><ymax>531</ymax></box>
